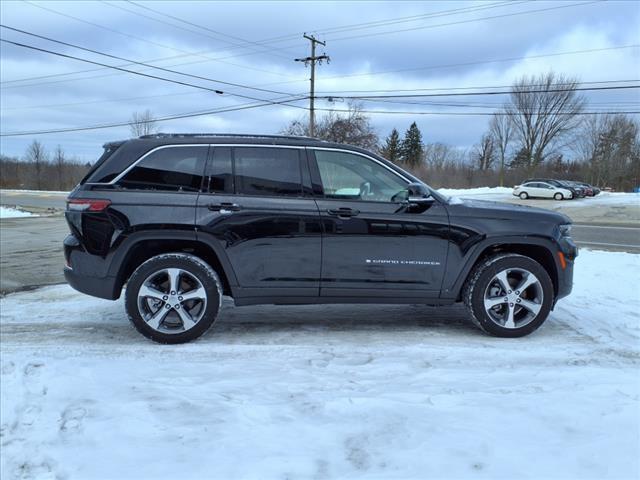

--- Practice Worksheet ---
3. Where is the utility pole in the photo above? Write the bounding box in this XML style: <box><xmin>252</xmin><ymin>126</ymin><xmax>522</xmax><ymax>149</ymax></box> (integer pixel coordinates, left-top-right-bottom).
<box><xmin>295</xmin><ymin>34</ymin><xmax>329</xmax><ymax>137</ymax></box>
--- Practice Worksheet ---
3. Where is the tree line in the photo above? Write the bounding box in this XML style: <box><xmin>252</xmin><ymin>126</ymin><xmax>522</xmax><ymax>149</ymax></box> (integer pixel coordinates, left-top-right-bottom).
<box><xmin>0</xmin><ymin>142</ymin><xmax>90</xmax><ymax>191</ymax></box>
<box><xmin>2</xmin><ymin>72</ymin><xmax>638</xmax><ymax>191</ymax></box>
<box><xmin>285</xmin><ymin>72</ymin><xmax>640</xmax><ymax>191</ymax></box>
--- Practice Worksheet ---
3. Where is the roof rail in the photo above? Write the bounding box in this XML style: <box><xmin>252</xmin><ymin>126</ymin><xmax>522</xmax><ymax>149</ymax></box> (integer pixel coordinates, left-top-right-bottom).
<box><xmin>138</xmin><ymin>133</ymin><xmax>321</xmax><ymax>142</ymax></box>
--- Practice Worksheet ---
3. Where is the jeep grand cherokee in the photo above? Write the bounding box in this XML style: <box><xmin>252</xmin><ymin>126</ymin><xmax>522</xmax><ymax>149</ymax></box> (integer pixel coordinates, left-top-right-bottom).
<box><xmin>64</xmin><ymin>134</ymin><xmax>577</xmax><ymax>343</ymax></box>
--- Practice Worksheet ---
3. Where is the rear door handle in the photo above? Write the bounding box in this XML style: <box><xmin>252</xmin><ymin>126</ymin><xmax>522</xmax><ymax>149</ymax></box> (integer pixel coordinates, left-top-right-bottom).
<box><xmin>327</xmin><ymin>207</ymin><xmax>359</xmax><ymax>218</ymax></box>
<box><xmin>208</xmin><ymin>202</ymin><xmax>241</xmax><ymax>212</ymax></box>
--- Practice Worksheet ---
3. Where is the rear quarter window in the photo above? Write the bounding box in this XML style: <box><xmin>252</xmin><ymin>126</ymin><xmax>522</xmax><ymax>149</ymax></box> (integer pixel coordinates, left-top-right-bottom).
<box><xmin>117</xmin><ymin>146</ymin><xmax>207</xmax><ymax>192</ymax></box>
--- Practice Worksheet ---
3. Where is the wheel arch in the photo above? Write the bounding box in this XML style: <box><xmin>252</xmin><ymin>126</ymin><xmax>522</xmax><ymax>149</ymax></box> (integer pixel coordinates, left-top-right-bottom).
<box><xmin>448</xmin><ymin>239</ymin><xmax>559</xmax><ymax>301</ymax></box>
<box><xmin>110</xmin><ymin>233</ymin><xmax>237</xmax><ymax>298</ymax></box>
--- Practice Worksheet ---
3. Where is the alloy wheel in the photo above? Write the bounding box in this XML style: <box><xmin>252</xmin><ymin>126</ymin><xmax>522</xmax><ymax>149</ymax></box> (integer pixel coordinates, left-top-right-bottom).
<box><xmin>483</xmin><ymin>268</ymin><xmax>544</xmax><ymax>329</ymax></box>
<box><xmin>137</xmin><ymin>268</ymin><xmax>208</xmax><ymax>334</ymax></box>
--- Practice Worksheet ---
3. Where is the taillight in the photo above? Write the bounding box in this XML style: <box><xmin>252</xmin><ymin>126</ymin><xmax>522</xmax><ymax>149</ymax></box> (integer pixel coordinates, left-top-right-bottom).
<box><xmin>67</xmin><ymin>199</ymin><xmax>111</xmax><ymax>212</ymax></box>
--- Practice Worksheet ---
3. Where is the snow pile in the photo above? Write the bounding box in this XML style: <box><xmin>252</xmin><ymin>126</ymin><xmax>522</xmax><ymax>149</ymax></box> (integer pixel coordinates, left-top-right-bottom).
<box><xmin>1</xmin><ymin>250</ymin><xmax>638</xmax><ymax>479</ymax></box>
<box><xmin>437</xmin><ymin>186</ymin><xmax>513</xmax><ymax>197</ymax></box>
<box><xmin>0</xmin><ymin>206</ymin><xmax>36</xmax><ymax>219</ymax></box>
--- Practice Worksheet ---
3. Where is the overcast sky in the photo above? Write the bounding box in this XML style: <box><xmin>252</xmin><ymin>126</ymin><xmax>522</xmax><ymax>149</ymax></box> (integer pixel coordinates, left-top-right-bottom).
<box><xmin>1</xmin><ymin>0</ymin><xmax>639</xmax><ymax>160</ymax></box>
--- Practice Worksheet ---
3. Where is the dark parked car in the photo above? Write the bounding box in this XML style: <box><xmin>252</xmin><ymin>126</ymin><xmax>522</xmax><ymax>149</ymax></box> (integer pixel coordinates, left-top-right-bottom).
<box><xmin>65</xmin><ymin>134</ymin><xmax>577</xmax><ymax>343</ymax></box>
<box><xmin>574</xmin><ymin>182</ymin><xmax>600</xmax><ymax>196</ymax></box>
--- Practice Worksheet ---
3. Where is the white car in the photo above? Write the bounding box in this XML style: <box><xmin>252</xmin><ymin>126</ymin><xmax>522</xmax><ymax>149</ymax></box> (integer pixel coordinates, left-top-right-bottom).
<box><xmin>513</xmin><ymin>181</ymin><xmax>573</xmax><ymax>200</ymax></box>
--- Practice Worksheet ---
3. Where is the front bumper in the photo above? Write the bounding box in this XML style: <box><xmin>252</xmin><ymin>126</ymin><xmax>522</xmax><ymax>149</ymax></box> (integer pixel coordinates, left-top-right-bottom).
<box><xmin>555</xmin><ymin>236</ymin><xmax>578</xmax><ymax>302</ymax></box>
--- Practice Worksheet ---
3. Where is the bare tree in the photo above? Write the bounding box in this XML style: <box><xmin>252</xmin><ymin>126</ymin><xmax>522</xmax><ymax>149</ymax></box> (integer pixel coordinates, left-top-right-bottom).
<box><xmin>129</xmin><ymin>109</ymin><xmax>158</xmax><ymax>137</ymax></box>
<box><xmin>24</xmin><ymin>140</ymin><xmax>47</xmax><ymax>190</ymax></box>
<box><xmin>473</xmin><ymin>133</ymin><xmax>496</xmax><ymax>170</ymax></box>
<box><xmin>53</xmin><ymin>145</ymin><xmax>66</xmax><ymax>190</ymax></box>
<box><xmin>505</xmin><ymin>72</ymin><xmax>585</xmax><ymax>173</ymax></box>
<box><xmin>282</xmin><ymin>103</ymin><xmax>378</xmax><ymax>150</ymax></box>
<box><xmin>424</xmin><ymin>142</ymin><xmax>462</xmax><ymax>169</ymax></box>
<box><xmin>489</xmin><ymin>113</ymin><xmax>513</xmax><ymax>186</ymax></box>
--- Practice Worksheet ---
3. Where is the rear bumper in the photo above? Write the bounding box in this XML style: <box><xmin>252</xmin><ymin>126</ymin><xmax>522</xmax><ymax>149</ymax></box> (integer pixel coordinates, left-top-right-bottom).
<box><xmin>64</xmin><ymin>267</ymin><xmax>119</xmax><ymax>300</ymax></box>
<box><xmin>63</xmin><ymin>234</ymin><xmax>120</xmax><ymax>300</ymax></box>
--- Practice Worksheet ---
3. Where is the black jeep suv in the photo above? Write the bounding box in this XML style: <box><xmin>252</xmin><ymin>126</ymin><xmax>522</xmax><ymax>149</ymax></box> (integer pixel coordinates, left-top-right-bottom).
<box><xmin>64</xmin><ymin>134</ymin><xmax>577</xmax><ymax>343</ymax></box>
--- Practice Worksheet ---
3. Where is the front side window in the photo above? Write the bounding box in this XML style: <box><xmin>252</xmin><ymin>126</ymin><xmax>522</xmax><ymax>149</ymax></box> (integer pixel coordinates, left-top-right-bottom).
<box><xmin>313</xmin><ymin>150</ymin><xmax>407</xmax><ymax>202</ymax></box>
<box><xmin>234</xmin><ymin>147</ymin><xmax>302</xmax><ymax>197</ymax></box>
<box><xmin>117</xmin><ymin>146</ymin><xmax>206</xmax><ymax>192</ymax></box>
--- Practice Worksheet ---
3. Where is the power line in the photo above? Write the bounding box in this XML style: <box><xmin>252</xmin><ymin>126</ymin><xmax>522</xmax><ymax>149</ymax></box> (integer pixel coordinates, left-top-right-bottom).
<box><xmin>21</xmin><ymin>0</ymin><xmax>299</xmax><ymax>78</ymax></box>
<box><xmin>315</xmin><ymin>44</ymin><xmax>640</xmax><ymax>81</ymax></box>
<box><xmin>316</xmin><ymin>79</ymin><xmax>640</xmax><ymax>94</ymax></box>
<box><xmin>0</xmin><ymin>25</ymin><xmax>297</xmax><ymax>98</ymax></box>
<box><xmin>0</xmin><ymin>96</ymin><xmax>307</xmax><ymax>137</ymax></box>
<box><xmin>3</xmin><ymin>79</ymin><xmax>637</xmax><ymax>113</ymax></box>
<box><xmin>1</xmin><ymin>1</ymin><xmax>600</xmax><ymax>89</ymax></box>
<box><xmin>316</xmin><ymin>107</ymin><xmax>640</xmax><ymax>116</ymax></box>
<box><xmin>321</xmin><ymin>1</ymin><xmax>603</xmax><ymax>43</ymax></box>
<box><xmin>317</xmin><ymin>85</ymin><xmax>640</xmax><ymax>100</ymax></box>
<box><xmin>120</xmin><ymin>0</ymin><xmax>297</xmax><ymax>59</ymax></box>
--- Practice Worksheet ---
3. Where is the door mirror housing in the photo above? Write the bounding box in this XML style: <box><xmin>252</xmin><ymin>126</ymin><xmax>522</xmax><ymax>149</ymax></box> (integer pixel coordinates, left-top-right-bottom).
<box><xmin>404</xmin><ymin>182</ymin><xmax>435</xmax><ymax>211</ymax></box>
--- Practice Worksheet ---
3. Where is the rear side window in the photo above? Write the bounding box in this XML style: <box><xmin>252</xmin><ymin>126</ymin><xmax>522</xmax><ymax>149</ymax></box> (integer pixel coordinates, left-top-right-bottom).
<box><xmin>234</xmin><ymin>147</ymin><xmax>302</xmax><ymax>197</ymax></box>
<box><xmin>117</xmin><ymin>146</ymin><xmax>206</xmax><ymax>192</ymax></box>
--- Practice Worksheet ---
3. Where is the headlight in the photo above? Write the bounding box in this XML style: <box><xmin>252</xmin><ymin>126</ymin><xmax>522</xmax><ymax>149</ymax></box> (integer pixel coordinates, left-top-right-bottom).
<box><xmin>559</xmin><ymin>224</ymin><xmax>572</xmax><ymax>236</ymax></box>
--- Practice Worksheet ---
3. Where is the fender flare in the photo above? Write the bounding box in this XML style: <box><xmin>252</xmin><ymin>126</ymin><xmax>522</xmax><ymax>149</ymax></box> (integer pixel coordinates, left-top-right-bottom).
<box><xmin>106</xmin><ymin>229</ymin><xmax>239</xmax><ymax>292</ymax></box>
<box><xmin>442</xmin><ymin>235</ymin><xmax>561</xmax><ymax>299</ymax></box>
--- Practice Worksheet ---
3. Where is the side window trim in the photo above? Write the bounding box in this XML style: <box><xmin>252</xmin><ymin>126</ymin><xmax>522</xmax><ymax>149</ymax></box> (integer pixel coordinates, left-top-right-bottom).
<box><xmin>105</xmin><ymin>144</ymin><xmax>209</xmax><ymax>185</ymax></box>
<box><xmin>308</xmin><ymin>147</ymin><xmax>409</xmax><ymax>202</ymax></box>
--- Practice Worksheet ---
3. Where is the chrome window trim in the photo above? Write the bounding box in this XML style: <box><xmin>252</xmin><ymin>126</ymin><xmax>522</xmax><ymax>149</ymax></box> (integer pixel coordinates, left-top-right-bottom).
<box><xmin>308</xmin><ymin>146</ymin><xmax>411</xmax><ymax>184</ymax></box>
<box><xmin>86</xmin><ymin>143</ymin><xmax>307</xmax><ymax>186</ymax></box>
<box><xmin>86</xmin><ymin>144</ymin><xmax>210</xmax><ymax>186</ymax></box>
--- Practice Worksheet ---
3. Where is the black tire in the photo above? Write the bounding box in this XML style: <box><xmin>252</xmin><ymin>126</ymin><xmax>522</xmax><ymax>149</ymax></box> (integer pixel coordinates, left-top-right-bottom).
<box><xmin>554</xmin><ymin>193</ymin><xmax>563</xmax><ymax>200</ymax></box>
<box><xmin>463</xmin><ymin>253</ymin><xmax>554</xmax><ymax>338</ymax></box>
<box><xmin>519</xmin><ymin>192</ymin><xmax>528</xmax><ymax>200</ymax></box>
<box><xmin>125</xmin><ymin>253</ymin><xmax>222</xmax><ymax>344</ymax></box>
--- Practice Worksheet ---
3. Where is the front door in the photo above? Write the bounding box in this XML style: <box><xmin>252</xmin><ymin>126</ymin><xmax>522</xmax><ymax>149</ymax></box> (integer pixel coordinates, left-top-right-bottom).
<box><xmin>196</xmin><ymin>145</ymin><xmax>322</xmax><ymax>298</ymax></box>
<box><xmin>309</xmin><ymin>148</ymin><xmax>450</xmax><ymax>299</ymax></box>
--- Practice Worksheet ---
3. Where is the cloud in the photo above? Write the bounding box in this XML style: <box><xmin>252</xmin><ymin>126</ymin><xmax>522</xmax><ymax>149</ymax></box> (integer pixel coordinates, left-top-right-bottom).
<box><xmin>0</xmin><ymin>0</ymin><xmax>638</xmax><ymax>159</ymax></box>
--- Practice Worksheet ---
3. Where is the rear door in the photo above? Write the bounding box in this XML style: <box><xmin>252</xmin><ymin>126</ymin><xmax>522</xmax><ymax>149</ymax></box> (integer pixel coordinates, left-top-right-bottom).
<box><xmin>309</xmin><ymin>148</ymin><xmax>450</xmax><ymax>299</ymax></box>
<box><xmin>195</xmin><ymin>145</ymin><xmax>322</xmax><ymax>298</ymax></box>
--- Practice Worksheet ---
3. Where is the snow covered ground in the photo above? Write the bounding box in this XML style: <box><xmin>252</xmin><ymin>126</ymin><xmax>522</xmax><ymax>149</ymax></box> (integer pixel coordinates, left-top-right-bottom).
<box><xmin>0</xmin><ymin>206</ymin><xmax>36</xmax><ymax>219</ymax></box>
<box><xmin>1</xmin><ymin>250</ymin><xmax>638</xmax><ymax>480</ymax></box>
<box><xmin>437</xmin><ymin>187</ymin><xmax>640</xmax><ymax>207</ymax></box>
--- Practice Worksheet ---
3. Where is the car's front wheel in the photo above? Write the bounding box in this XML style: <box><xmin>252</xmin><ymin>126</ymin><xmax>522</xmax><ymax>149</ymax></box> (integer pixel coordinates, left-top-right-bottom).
<box><xmin>125</xmin><ymin>253</ymin><xmax>222</xmax><ymax>344</ymax></box>
<box><xmin>519</xmin><ymin>192</ymin><xmax>528</xmax><ymax>200</ymax></box>
<box><xmin>463</xmin><ymin>253</ymin><xmax>554</xmax><ymax>337</ymax></box>
<box><xmin>553</xmin><ymin>192</ymin><xmax>564</xmax><ymax>200</ymax></box>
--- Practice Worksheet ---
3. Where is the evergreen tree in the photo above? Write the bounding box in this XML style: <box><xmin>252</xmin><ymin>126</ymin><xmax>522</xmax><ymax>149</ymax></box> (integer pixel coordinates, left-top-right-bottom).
<box><xmin>400</xmin><ymin>122</ymin><xmax>424</xmax><ymax>167</ymax></box>
<box><xmin>379</xmin><ymin>128</ymin><xmax>401</xmax><ymax>162</ymax></box>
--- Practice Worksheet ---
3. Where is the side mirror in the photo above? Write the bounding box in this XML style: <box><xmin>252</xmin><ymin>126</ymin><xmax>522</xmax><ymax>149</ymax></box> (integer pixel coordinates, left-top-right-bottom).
<box><xmin>405</xmin><ymin>182</ymin><xmax>435</xmax><ymax>211</ymax></box>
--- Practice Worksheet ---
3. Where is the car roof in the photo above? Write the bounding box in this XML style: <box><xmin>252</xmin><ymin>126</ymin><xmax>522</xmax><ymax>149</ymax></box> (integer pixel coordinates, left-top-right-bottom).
<box><xmin>105</xmin><ymin>133</ymin><xmax>344</xmax><ymax>149</ymax></box>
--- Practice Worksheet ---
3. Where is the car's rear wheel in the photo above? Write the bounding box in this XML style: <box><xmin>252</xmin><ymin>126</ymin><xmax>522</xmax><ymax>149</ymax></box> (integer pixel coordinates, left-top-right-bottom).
<box><xmin>125</xmin><ymin>253</ymin><xmax>222</xmax><ymax>344</ymax></box>
<box><xmin>519</xmin><ymin>192</ymin><xmax>528</xmax><ymax>200</ymax></box>
<box><xmin>463</xmin><ymin>253</ymin><xmax>553</xmax><ymax>337</ymax></box>
<box><xmin>554</xmin><ymin>192</ymin><xmax>564</xmax><ymax>200</ymax></box>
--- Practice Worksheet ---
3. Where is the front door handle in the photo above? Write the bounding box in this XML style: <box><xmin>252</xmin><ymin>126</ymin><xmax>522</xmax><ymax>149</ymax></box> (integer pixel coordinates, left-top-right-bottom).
<box><xmin>327</xmin><ymin>207</ymin><xmax>359</xmax><ymax>218</ymax></box>
<box><xmin>208</xmin><ymin>202</ymin><xmax>241</xmax><ymax>212</ymax></box>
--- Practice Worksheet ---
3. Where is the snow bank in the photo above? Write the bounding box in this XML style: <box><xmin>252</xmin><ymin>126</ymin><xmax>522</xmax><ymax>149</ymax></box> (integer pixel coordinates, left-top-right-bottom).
<box><xmin>0</xmin><ymin>206</ymin><xmax>36</xmax><ymax>219</ymax></box>
<box><xmin>437</xmin><ymin>186</ymin><xmax>513</xmax><ymax>197</ymax></box>
<box><xmin>437</xmin><ymin>187</ymin><xmax>640</xmax><ymax>207</ymax></box>
<box><xmin>1</xmin><ymin>250</ymin><xmax>638</xmax><ymax>479</ymax></box>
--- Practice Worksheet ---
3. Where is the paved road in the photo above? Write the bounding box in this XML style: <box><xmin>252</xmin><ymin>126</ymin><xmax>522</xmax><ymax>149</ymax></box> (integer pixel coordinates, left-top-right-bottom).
<box><xmin>0</xmin><ymin>190</ymin><xmax>68</xmax><ymax>210</ymax></box>
<box><xmin>0</xmin><ymin>191</ymin><xmax>638</xmax><ymax>293</ymax></box>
